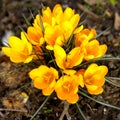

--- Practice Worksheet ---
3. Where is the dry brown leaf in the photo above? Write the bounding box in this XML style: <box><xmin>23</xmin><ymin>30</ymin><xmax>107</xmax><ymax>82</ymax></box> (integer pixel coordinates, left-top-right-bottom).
<box><xmin>114</xmin><ymin>12</ymin><xmax>120</xmax><ymax>30</ymax></box>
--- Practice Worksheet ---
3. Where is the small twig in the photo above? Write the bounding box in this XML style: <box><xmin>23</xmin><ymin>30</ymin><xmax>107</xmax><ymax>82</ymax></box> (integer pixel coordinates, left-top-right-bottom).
<box><xmin>59</xmin><ymin>101</ymin><xmax>71</xmax><ymax>120</ymax></box>
<box><xmin>77</xmin><ymin>3</ymin><xmax>100</xmax><ymax>21</ymax></box>
<box><xmin>0</xmin><ymin>108</ymin><xmax>27</xmax><ymax>113</ymax></box>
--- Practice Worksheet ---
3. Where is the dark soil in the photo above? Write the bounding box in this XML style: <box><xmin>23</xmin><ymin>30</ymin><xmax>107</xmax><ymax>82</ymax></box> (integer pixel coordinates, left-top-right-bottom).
<box><xmin>0</xmin><ymin>0</ymin><xmax>120</xmax><ymax>120</ymax></box>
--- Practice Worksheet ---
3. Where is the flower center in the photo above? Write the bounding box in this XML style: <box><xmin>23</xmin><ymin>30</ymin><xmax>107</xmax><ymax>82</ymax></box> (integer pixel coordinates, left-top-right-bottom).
<box><xmin>43</xmin><ymin>73</ymin><xmax>53</xmax><ymax>84</ymax></box>
<box><xmin>63</xmin><ymin>82</ymin><xmax>71</xmax><ymax>93</ymax></box>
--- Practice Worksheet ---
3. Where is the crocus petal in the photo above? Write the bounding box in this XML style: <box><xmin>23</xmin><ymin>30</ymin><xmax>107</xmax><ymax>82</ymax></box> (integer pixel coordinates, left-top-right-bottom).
<box><xmin>84</xmin><ymin>64</ymin><xmax>108</xmax><ymax>95</ymax></box>
<box><xmin>86</xmin><ymin>85</ymin><xmax>98</xmax><ymax>91</ymax></box>
<box><xmin>33</xmin><ymin>77</ymin><xmax>47</xmax><ymax>89</ymax></box>
<box><xmin>54</xmin><ymin>45</ymin><xmax>66</xmax><ymax>69</ymax></box>
<box><xmin>27</xmin><ymin>26</ymin><xmax>43</xmax><ymax>45</ymax></box>
<box><xmin>29</xmin><ymin>68</ymin><xmax>40</xmax><ymax>80</ymax></box>
<box><xmin>8</xmin><ymin>36</ymin><xmax>24</xmax><ymax>51</ymax></box>
<box><xmin>70</xmin><ymin>14</ymin><xmax>80</xmax><ymax>29</ymax></box>
<box><xmin>53</xmin><ymin>4</ymin><xmax>63</xmax><ymax>16</ymax></box>
<box><xmin>63</xmin><ymin>7</ymin><xmax>74</xmax><ymax>21</ymax></box>
<box><xmin>77</xmin><ymin>74</ymin><xmax>84</xmax><ymax>87</ymax></box>
<box><xmin>2</xmin><ymin>47</ymin><xmax>12</xmax><ymax>57</ymax></box>
<box><xmin>84</xmin><ymin>64</ymin><xmax>98</xmax><ymax>78</ymax></box>
<box><xmin>63</xmin><ymin>69</ymin><xmax>76</xmax><ymax>75</ymax></box>
<box><xmin>21</xmin><ymin>32</ymin><xmax>28</xmax><ymax>43</ymax></box>
<box><xmin>24</xmin><ymin>56</ymin><xmax>34</xmax><ymax>63</ymax></box>
<box><xmin>66</xmin><ymin>47</ymin><xmax>84</xmax><ymax>68</ymax></box>
<box><xmin>87</xmin><ymin>87</ymin><xmax>104</xmax><ymax>95</ymax></box>
<box><xmin>42</xmin><ymin>87</ymin><xmax>54</xmax><ymax>96</ymax></box>
<box><xmin>42</xmin><ymin>80</ymin><xmax>56</xmax><ymax>96</ymax></box>
<box><xmin>67</xmin><ymin>94</ymin><xmax>79</xmax><ymax>104</ymax></box>
<box><xmin>98</xmin><ymin>44</ymin><xmax>107</xmax><ymax>57</ymax></box>
<box><xmin>74</xmin><ymin>25</ymin><xmax>84</xmax><ymax>34</ymax></box>
<box><xmin>42</xmin><ymin>7</ymin><xmax>52</xmax><ymax>25</ymax></box>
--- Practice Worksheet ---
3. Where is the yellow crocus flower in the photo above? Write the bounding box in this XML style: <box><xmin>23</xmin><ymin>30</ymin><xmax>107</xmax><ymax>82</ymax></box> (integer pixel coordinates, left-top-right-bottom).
<box><xmin>2</xmin><ymin>32</ymin><xmax>33</xmax><ymax>63</ymax></box>
<box><xmin>54</xmin><ymin>45</ymin><xmax>84</xmax><ymax>70</ymax></box>
<box><xmin>42</xmin><ymin>4</ymin><xmax>80</xmax><ymax>49</ymax></box>
<box><xmin>84</xmin><ymin>40</ymin><xmax>107</xmax><ymax>60</ymax></box>
<box><xmin>55</xmin><ymin>75</ymin><xmax>80</xmax><ymax>104</ymax></box>
<box><xmin>27</xmin><ymin>26</ymin><xmax>44</xmax><ymax>46</ymax></box>
<box><xmin>84</xmin><ymin>63</ymin><xmax>108</xmax><ymax>95</ymax></box>
<box><xmin>75</xmin><ymin>28</ymin><xmax>97</xmax><ymax>47</ymax></box>
<box><xmin>27</xmin><ymin>14</ymin><xmax>44</xmax><ymax>46</ymax></box>
<box><xmin>29</xmin><ymin>65</ymin><xmax>58</xmax><ymax>96</ymax></box>
<box><xmin>44</xmin><ymin>25</ymin><xmax>64</xmax><ymax>50</ymax></box>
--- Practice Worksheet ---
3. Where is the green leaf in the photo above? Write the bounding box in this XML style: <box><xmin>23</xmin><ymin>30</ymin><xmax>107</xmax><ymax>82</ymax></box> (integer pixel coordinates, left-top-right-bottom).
<box><xmin>76</xmin><ymin>103</ymin><xmax>87</xmax><ymax>120</ymax></box>
<box><xmin>106</xmin><ymin>77</ymin><xmax>120</xmax><ymax>88</ymax></box>
<box><xmin>106</xmin><ymin>77</ymin><xmax>120</xmax><ymax>80</ymax></box>
<box><xmin>30</xmin><ymin>96</ymin><xmax>50</xmax><ymax>120</ymax></box>
<box><xmin>22</xmin><ymin>14</ymin><xmax>31</xmax><ymax>26</ymax></box>
<box><xmin>78</xmin><ymin>90</ymin><xmax>120</xmax><ymax>110</ymax></box>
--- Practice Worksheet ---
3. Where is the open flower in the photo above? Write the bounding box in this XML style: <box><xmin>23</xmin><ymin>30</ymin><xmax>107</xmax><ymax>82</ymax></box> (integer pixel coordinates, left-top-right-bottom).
<box><xmin>44</xmin><ymin>25</ymin><xmax>64</xmax><ymax>50</ymax></box>
<box><xmin>29</xmin><ymin>65</ymin><xmax>58</xmax><ymax>96</ymax></box>
<box><xmin>2</xmin><ymin>32</ymin><xmax>33</xmax><ymax>63</ymax></box>
<box><xmin>83</xmin><ymin>63</ymin><xmax>108</xmax><ymax>95</ymax></box>
<box><xmin>55</xmin><ymin>75</ymin><xmax>80</xmax><ymax>104</ymax></box>
<box><xmin>84</xmin><ymin>40</ymin><xmax>107</xmax><ymax>60</ymax></box>
<box><xmin>75</xmin><ymin>28</ymin><xmax>96</xmax><ymax>47</ymax></box>
<box><xmin>54</xmin><ymin>45</ymin><xmax>84</xmax><ymax>70</ymax></box>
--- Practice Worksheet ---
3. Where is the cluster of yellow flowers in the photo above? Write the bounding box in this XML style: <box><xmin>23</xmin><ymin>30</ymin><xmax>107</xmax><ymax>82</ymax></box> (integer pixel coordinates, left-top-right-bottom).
<box><xmin>2</xmin><ymin>4</ymin><xmax>108</xmax><ymax>104</ymax></box>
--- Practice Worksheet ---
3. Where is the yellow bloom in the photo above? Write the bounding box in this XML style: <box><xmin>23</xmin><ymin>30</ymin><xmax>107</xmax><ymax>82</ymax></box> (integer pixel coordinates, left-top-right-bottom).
<box><xmin>83</xmin><ymin>64</ymin><xmax>108</xmax><ymax>95</ymax></box>
<box><xmin>29</xmin><ymin>65</ymin><xmax>58</xmax><ymax>96</ymax></box>
<box><xmin>27</xmin><ymin>26</ymin><xmax>44</xmax><ymax>46</ymax></box>
<box><xmin>42</xmin><ymin>6</ymin><xmax>53</xmax><ymax>26</ymax></box>
<box><xmin>55</xmin><ymin>75</ymin><xmax>80</xmax><ymax>104</ymax></box>
<box><xmin>60</xmin><ymin>6</ymin><xmax>80</xmax><ymax>41</ymax></box>
<box><xmin>84</xmin><ymin>40</ymin><xmax>107</xmax><ymax>60</ymax></box>
<box><xmin>75</xmin><ymin>69</ymin><xmax>86</xmax><ymax>88</ymax></box>
<box><xmin>52</xmin><ymin>4</ymin><xmax>63</xmax><ymax>25</ymax></box>
<box><xmin>75</xmin><ymin>28</ymin><xmax>96</xmax><ymax>47</ymax></box>
<box><xmin>42</xmin><ymin>4</ymin><xmax>80</xmax><ymax>49</ymax></box>
<box><xmin>44</xmin><ymin>25</ymin><xmax>64</xmax><ymax>50</ymax></box>
<box><xmin>2</xmin><ymin>32</ymin><xmax>33</xmax><ymax>63</ymax></box>
<box><xmin>33</xmin><ymin>14</ymin><xmax>43</xmax><ymax>29</ymax></box>
<box><xmin>27</xmin><ymin>14</ymin><xmax>44</xmax><ymax>46</ymax></box>
<box><xmin>54</xmin><ymin>45</ymin><xmax>84</xmax><ymax>70</ymax></box>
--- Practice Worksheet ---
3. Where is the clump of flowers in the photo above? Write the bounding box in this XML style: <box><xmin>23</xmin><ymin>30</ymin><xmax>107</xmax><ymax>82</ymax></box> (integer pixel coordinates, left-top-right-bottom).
<box><xmin>2</xmin><ymin>4</ymin><xmax>108</xmax><ymax>104</ymax></box>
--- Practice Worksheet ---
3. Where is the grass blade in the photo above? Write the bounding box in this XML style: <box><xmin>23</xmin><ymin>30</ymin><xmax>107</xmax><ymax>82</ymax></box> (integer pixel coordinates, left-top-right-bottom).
<box><xmin>76</xmin><ymin>103</ymin><xmax>87</xmax><ymax>120</ymax></box>
<box><xmin>78</xmin><ymin>91</ymin><xmax>120</xmax><ymax>110</ymax></box>
<box><xmin>30</xmin><ymin>96</ymin><xmax>50</xmax><ymax>120</ymax></box>
<box><xmin>106</xmin><ymin>78</ymin><xmax>120</xmax><ymax>88</ymax></box>
<box><xmin>22</xmin><ymin>14</ymin><xmax>31</xmax><ymax>26</ymax></box>
<box><xmin>106</xmin><ymin>77</ymin><xmax>120</xmax><ymax>80</ymax></box>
